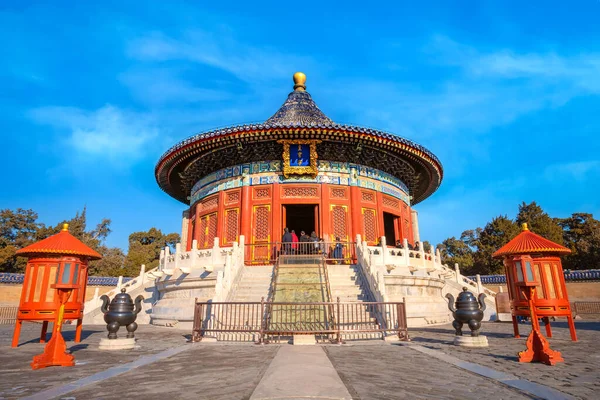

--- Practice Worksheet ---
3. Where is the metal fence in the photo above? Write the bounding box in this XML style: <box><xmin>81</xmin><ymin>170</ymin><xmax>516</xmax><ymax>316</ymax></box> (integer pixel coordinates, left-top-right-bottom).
<box><xmin>244</xmin><ymin>242</ymin><xmax>356</xmax><ymax>266</ymax></box>
<box><xmin>573</xmin><ymin>301</ymin><xmax>600</xmax><ymax>317</ymax></box>
<box><xmin>0</xmin><ymin>306</ymin><xmax>18</xmax><ymax>325</ymax></box>
<box><xmin>192</xmin><ymin>298</ymin><xmax>408</xmax><ymax>343</ymax></box>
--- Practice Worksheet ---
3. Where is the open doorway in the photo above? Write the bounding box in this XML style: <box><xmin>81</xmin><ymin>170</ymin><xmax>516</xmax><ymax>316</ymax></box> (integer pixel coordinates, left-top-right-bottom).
<box><xmin>284</xmin><ymin>204</ymin><xmax>318</xmax><ymax>237</ymax></box>
<box><xmin>383</xmin><ymin>212</ymin><xmax>398</xmax><ymax>246</ymax></box>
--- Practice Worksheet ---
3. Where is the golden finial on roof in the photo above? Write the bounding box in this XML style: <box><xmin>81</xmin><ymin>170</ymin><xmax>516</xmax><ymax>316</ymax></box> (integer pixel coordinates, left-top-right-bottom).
<box><xmin>293</xmin><ymin>72</ymin><xmax>306</xmax><ymax>91</ymax></box>
<box><xmin>62</xmin><ymin>223</ymin><xmax>69</xmax><ymax>231</ymax></box>
<box><xmin>522</xmin><ymin>223</ymin><xmax>529</xmax><ymax>231</ymax></box>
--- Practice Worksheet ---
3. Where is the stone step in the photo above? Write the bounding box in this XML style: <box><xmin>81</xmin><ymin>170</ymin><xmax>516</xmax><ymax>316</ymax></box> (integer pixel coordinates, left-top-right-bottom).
<box><xmin>236</xmin><ymin>286</ymin><xmax>271</xmax><ymax>290</ymax></box>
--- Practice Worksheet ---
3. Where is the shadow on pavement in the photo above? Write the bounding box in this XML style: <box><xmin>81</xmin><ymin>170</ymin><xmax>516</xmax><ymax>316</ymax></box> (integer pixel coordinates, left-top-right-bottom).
<box><xmin>68</xmin><ymin>343</ymin><xmax>89</xmax><ymax>353</ymax></box>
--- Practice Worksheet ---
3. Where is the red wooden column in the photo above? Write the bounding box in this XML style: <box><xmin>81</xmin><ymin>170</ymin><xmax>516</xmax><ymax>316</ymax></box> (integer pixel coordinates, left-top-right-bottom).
<box><xmin>375</xmin><ymin>191</ymin><xmax>385</xmax><ymax>242</ymax></box>
<box><xmin>240</xmin><ymin>184</ymin><xmax>252</xmax><ymax>261</ymax></box>
<box><xmin>320</xmin><ymin>185</ymin><xmax>330</xmax><ymax>239</ymax></box>
<box><xmin>241</xmin><ymin>184</ymin><xmax>252</xmax><ymax>241</ymax></box>
<box><xmin>216</xmin><ymin>191</ymin><xmax>226</xmax><ymax>243</ymax></box>
<box><xmin>186</xmin><ymin>209</ymin><xmax>194</xmax><ymax>251</ymax></box>
<box><xmin>272</xmin><ymin>183</ymin><xmax>282</xmax><ymax>243</ymax></box>
<box><xmin>349</xmin><ymin>186</ymin><xmax>362</xmax><ymax>241</ymax></box>
<box><xmin>193</xmin><ymin>204</ymin><xmax>202</xmax><ymax>248</ymax></box>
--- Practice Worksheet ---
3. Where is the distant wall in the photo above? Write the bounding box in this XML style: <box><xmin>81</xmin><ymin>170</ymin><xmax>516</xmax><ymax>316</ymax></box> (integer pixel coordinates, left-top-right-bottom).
<box><xmin>484</xmin><ymin>282</ymin><xmax>600</xmax><ymax>302</ymax></box>
<box><xmin>0</xmin><ymin>284</ymin><xmax>113</xmax><ymax>305</ymax></box>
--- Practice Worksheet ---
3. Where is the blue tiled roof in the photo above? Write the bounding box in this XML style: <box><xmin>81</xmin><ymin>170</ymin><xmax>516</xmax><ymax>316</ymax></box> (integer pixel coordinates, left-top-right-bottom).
<box><xmin>470</xmin><ymin>270</ymin><xmax>600</xmax><ymax>284</ymax></box>
<box><xmin>0</xmin><ymin>273</ymin><xmax>133</xmax><ymax>286</ymax></box>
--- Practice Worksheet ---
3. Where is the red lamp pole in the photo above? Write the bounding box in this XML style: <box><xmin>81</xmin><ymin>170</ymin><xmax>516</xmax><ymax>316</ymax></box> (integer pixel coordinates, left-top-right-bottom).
<box><xmin>31</xmin><ymin>282</ymin><xmax>79</xmax><ymax>370</ymax></box>
<box><xmin>517</xmin><ymin>285</ymin><xmax>564</xmax><ymax>366</ymax></box>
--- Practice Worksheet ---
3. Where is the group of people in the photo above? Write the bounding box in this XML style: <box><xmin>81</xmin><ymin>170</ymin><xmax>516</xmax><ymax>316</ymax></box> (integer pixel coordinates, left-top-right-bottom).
<box><xmin>394</xmin><ymin>239</ymin><xmax>421</xmax><ymax>251</ymax></box>
<box><xmin>281</xmin><ymin>228</ymin><xmax>345</xmax><ymax>261</ymax></box>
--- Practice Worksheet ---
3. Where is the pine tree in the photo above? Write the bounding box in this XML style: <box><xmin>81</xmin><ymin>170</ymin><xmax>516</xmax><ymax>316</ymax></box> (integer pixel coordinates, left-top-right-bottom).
<box><xmin>516</xmin><ymin>201</ymin><xmax>563</xmax><ymax>244</ymax></box>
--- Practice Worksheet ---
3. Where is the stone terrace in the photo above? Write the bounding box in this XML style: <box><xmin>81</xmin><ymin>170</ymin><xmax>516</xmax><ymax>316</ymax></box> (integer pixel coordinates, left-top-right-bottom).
<box><xmin>0</xmin><ymin>318</ymin><xmax>598</xmax><ymax>399</ymax></box>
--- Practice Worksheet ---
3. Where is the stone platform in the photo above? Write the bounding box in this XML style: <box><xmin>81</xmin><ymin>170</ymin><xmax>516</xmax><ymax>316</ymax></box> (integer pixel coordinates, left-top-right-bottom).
<box><xmin>0</xmin><ymin>318</ymin><xmax>598</xmax><ymax>399</ymax></box>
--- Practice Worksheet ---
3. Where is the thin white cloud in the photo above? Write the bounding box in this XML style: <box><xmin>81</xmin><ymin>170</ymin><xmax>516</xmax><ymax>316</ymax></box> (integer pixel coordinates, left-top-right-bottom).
<box><xmin>119</xmin><ymin>68</ymin><xmax>232</xmax><ymax>105</ymax></box>
<box><xmin>126</xmin><ymin>30</ymin><xmax>317</xmax><ymax>85</ymax></box>
<box><xmin>29</xmin><ymin>105</ymin><xmax>159</xmax><ymax>162</ymax></box>
<box><xmin>544</xmin><ymin>160</ymin><xmax>600</xmax><ymax>182</ymax></box>
<box><xmin>319</xmin><ymin>36</ymin><xmax>600</xmax><ymax>179</ymax></box>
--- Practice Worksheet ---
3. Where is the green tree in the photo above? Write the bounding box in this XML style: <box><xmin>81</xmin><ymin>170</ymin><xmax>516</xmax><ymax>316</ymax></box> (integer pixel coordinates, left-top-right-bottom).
<box><xmin>559</xmin><ymin>213</ymin><xmax>600</xmax><ymax>270</ymax></box>
<box><xmin>422</xmin><ymin>240</ymin><xmax>432</xmax><ymax>252</ymax></box>
<box><xmin>473</xmin><ymin>215</ymin><xmax>520</xmax><ymax>275</ymax></box>
<box><xmin>439</xmin><ymin>233</ymin><xmax>475</xmax><ymax>274</ymax></box>
<box><xmin>0</xmin><ymin>207</ymin><xmax>119</xmax><ymax>274</ymax></box>
<box><xmin>124</xmin><ymin>228</ymin><xmax>179</xmax><ymax>276</ymax></box>
<box><xmin>516</xmin><ymin>201</ymin><xmax>563</xmax><ymax>244</ymax></box>
<box><xmin>88</xmin><ymin>246</ymin><xmax>126</xmax><ymax>276</ymax></box>
<box><xmin>0</xmin><ymin>209</ymin><xmax>40</xmax><ymax>272</ymax></box>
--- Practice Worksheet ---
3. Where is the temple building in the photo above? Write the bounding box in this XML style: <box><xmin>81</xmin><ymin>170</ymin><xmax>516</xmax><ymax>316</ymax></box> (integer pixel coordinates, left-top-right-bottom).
<box><xmin>132</xmin><ymin>73</ymin><xmax>497</xmax><ymax>332</ymax></box>
<box><xmin>156</xmin><ymin>72</ymin><xmax>441</xmax><ymax>255</ymax></box>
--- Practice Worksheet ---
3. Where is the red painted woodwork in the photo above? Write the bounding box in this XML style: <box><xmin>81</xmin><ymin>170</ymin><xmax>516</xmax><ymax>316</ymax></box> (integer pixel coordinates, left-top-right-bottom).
<box><xmin>31</xmin><ymin>284</ymin><xmax>78</xmax><ymax>370</ymax></box>
<box><xmin>517</xmin><ymin>286</ymin><xmax>564</xmax><ymax>366</ymax></box>
<box><xmin>12</xmin><ymin>224</ymin><xmax>101</xmax><ymax>348</ymax></box>
<box><xmin>187</xmin><ymin>183</ymin><xmax>415</xmax><ymax>251</ymax></box>
<box><xmin>493</xmin><ymin>224</ymin><xmax>576</xmax><ymax>342</ymax></box>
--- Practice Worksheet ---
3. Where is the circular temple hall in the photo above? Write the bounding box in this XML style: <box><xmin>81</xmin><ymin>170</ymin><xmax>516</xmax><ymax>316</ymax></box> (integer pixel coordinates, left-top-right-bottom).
<box><xmin>145</xmin><ymin>72</ymin><xmax>489</xmax><ymax>332</ymax></box>
<box><xmin>156</xmin><ymin>72</ymin><xmax>443</xmax><ymax>258</ymax></box>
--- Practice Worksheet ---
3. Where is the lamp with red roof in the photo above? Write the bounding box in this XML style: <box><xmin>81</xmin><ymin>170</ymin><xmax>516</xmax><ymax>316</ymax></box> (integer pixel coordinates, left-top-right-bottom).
<box><xmin>492</xmin><ymin>223</ymin><xmax>576</xmax><ymax>342</ymax></box>
<box><xmin>12</xmin><ymin>223</ymin><xmax>102</xmax><ymax>348</ymax></box>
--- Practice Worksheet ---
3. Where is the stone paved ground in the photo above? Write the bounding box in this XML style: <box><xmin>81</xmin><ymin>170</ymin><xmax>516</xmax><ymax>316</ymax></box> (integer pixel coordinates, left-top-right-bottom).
<box><xmin>409</xmin><ymin>319</ymin><xmax>600</xmax><ymax>400</ymax></box>
<box><xmin>0</xmin><ymin>323</ymin><xmax>192</xmax><ymax>399</ymax></box>
<box><xmin>324</xmin><ymin>343</ymin><xmax>532</xmax><ymax>399</ymax></box>
<box><xmin>0</xmin><ymin>319</ymin><xmax>598</xmax><ymax>399</ymax></box>
<box><xmin>66</xmin><ymin>344</ymin><xmax>279</xmax><ymax>400</ymax></box>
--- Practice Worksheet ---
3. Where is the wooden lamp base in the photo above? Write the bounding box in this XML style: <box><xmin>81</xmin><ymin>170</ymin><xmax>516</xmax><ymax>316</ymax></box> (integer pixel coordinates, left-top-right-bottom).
<box><xmin>518</xmin><ymin>327</ymin><xmax>564</xmax><ymax>366</ymax></box>
<box><xmin>31</xmin><ymin>331</ymin><xmax>75</xmax><ymax>370</ymax></box>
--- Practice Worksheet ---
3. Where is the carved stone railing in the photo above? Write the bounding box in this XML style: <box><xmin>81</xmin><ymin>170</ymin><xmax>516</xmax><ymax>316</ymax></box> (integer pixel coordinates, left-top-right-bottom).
<box><xmin>355</xmin><ymin>236</ymin><xmax>497</xmax><ymax>299</ymax></box>
<box><xmin>213</xmin><ymin>237</ymin><xmax>246</xmax><ymax>302</ymax></box>
<box><xmin>84</xmin><ymin>264</ymin><xmax>158</xmax><ymax>315</ymax></box>
<box><xmin>158</xmin><ymin>237</ymin><xmax>236</xmax><ymax>275</ymax></box>
<box><xmin>355</xmin><ymin>235</ymin><xmax>387</xmax><ymax>302</ymax></box>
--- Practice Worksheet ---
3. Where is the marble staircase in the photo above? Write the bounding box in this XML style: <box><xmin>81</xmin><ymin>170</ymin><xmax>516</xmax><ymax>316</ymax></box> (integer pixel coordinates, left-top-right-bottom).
<box><xmin>228</xmin><ymin>265</ymin><xmax>274</xmax><ymax>302</ymax></box>
<box><xmin>216</xmin><ymin>265</ymin><xmax>274</xmax><ymax>341</ymax></box>
<box><xmin>327</xmin><ymin>264</ymin><xmax>383</xmax><ymax>340</ymax></box>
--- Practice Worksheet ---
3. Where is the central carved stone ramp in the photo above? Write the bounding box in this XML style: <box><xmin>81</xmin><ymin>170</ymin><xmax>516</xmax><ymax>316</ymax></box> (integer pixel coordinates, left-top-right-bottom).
<box><xmin>268</xmin><ymin>255</ymin><xmax>331</xmax><ymax>343</ymax></box>
<box><xmin>272</xmin><ymin>255</ymin><xmax>329</xmax><ymax>303</ymax></box>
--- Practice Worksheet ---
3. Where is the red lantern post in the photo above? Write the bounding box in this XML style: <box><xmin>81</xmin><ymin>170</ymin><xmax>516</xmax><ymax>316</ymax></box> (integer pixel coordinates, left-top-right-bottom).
<box><xmin>512</xmin><ymin>255</ymin><xmax>564</xmax><ymax>365</ymax></box>
<box><xmin>31</xmin><ymin>260</ymin><xmax>80</xmax><ymax>369</ymax></box>
<box><xmin>12</xmin><ymin>224</ymin><xmax>102</xmax><ymax>349</ymax></box>
<box><xmin>493</xmin><ymin>224</ymin><xmax>576</xmax><ymax>342</ymax></box>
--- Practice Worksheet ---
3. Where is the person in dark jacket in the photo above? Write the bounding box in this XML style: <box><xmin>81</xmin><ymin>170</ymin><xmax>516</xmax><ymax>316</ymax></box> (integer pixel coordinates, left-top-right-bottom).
<box><xmin>299</xmin><ymin>231</ymin><xmax>310</xmax><ymax>254</ymax></box>
<box><xmin>333</xmin><ymin>237</ymin><xmax>344</xmax><ymax>263</ymax></box>
<box><xmin>282</xmin><ymin>227</ymin><xmax>293</xmax><ymax>254</ymax></box>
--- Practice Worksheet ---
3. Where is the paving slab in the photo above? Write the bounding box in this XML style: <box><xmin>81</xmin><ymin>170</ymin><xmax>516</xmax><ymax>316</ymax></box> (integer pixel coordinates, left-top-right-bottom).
<box><xmin>324</xmin><ymin>343</ymin><xmax>532</xmax><ymax>399</ymax></box>
<box><xmin>409</xmin><ymin>319</ymin><xmax>600</xmax><ymax>400</ymax></box>
<box><xmin>0</xmin><ymin>319</ymin><xmax>597</xmax><ymax>400</ymax></box>
<box><xmin>65</xmin><ymin>343</ymin><xmax>279</xmax><ymax>400</ymax></box>
<box><xmin>250</xmin><ymin>346</ymin><xmax>352</xmax><ymax>400</ymax></box>
<box><xmin>0</xmin><ymin>323</ymin><xmax>191</xmax><ymax>399</ymax></box>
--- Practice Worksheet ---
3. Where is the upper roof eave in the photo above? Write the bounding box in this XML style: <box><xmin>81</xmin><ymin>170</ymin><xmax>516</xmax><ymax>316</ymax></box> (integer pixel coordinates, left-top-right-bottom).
<box><xmin>156</xmin><ymin>122</ymin><xmax>442</xmax><ymax>172</ymax></box>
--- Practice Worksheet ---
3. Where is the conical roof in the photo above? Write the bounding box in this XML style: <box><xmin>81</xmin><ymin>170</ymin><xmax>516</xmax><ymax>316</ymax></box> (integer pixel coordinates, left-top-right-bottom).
<box><xmin>16</xmin><ymin>223</ymin><xmax>102</xmax><ymax>260</ymax></box>
<box><xmin>492</xmin><ymin>223</ymin><xmax>570</xmax><ymax>258</ymax></box>
<box><xmin>265</xmin><ymin>72</ymin><xmax>333</xmax><ymax>126</ymax></box>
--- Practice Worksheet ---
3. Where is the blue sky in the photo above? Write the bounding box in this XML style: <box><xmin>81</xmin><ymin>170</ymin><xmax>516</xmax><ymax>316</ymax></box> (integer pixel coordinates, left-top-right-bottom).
<box><xmin>1</xmin><ymin>1</ymin><xmax>599</xmax><ymax>250</ymax></box>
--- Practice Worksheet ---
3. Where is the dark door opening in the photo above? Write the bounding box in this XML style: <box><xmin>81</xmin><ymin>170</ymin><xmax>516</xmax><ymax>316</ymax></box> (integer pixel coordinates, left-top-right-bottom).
<box><xmin>383</xmin><ymin>212</ymin><xmax>398</xmax><ymax>246</ymax></box>
<box><xmin>284</xmin><ymin>204</ymin><xmax>318</xmax><ymax>238</ymax></box>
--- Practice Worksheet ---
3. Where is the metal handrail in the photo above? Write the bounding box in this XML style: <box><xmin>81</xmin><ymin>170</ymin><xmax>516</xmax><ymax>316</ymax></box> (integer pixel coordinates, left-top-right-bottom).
<box><xmin>192</xmin><ymin>299</ymin><xmax>409</xmax><ymax>344</ymax></box>
<box><xmin>244</xmin><ymin>241</ymin><xmax>357</xmax><ymax>266</ymax></box>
